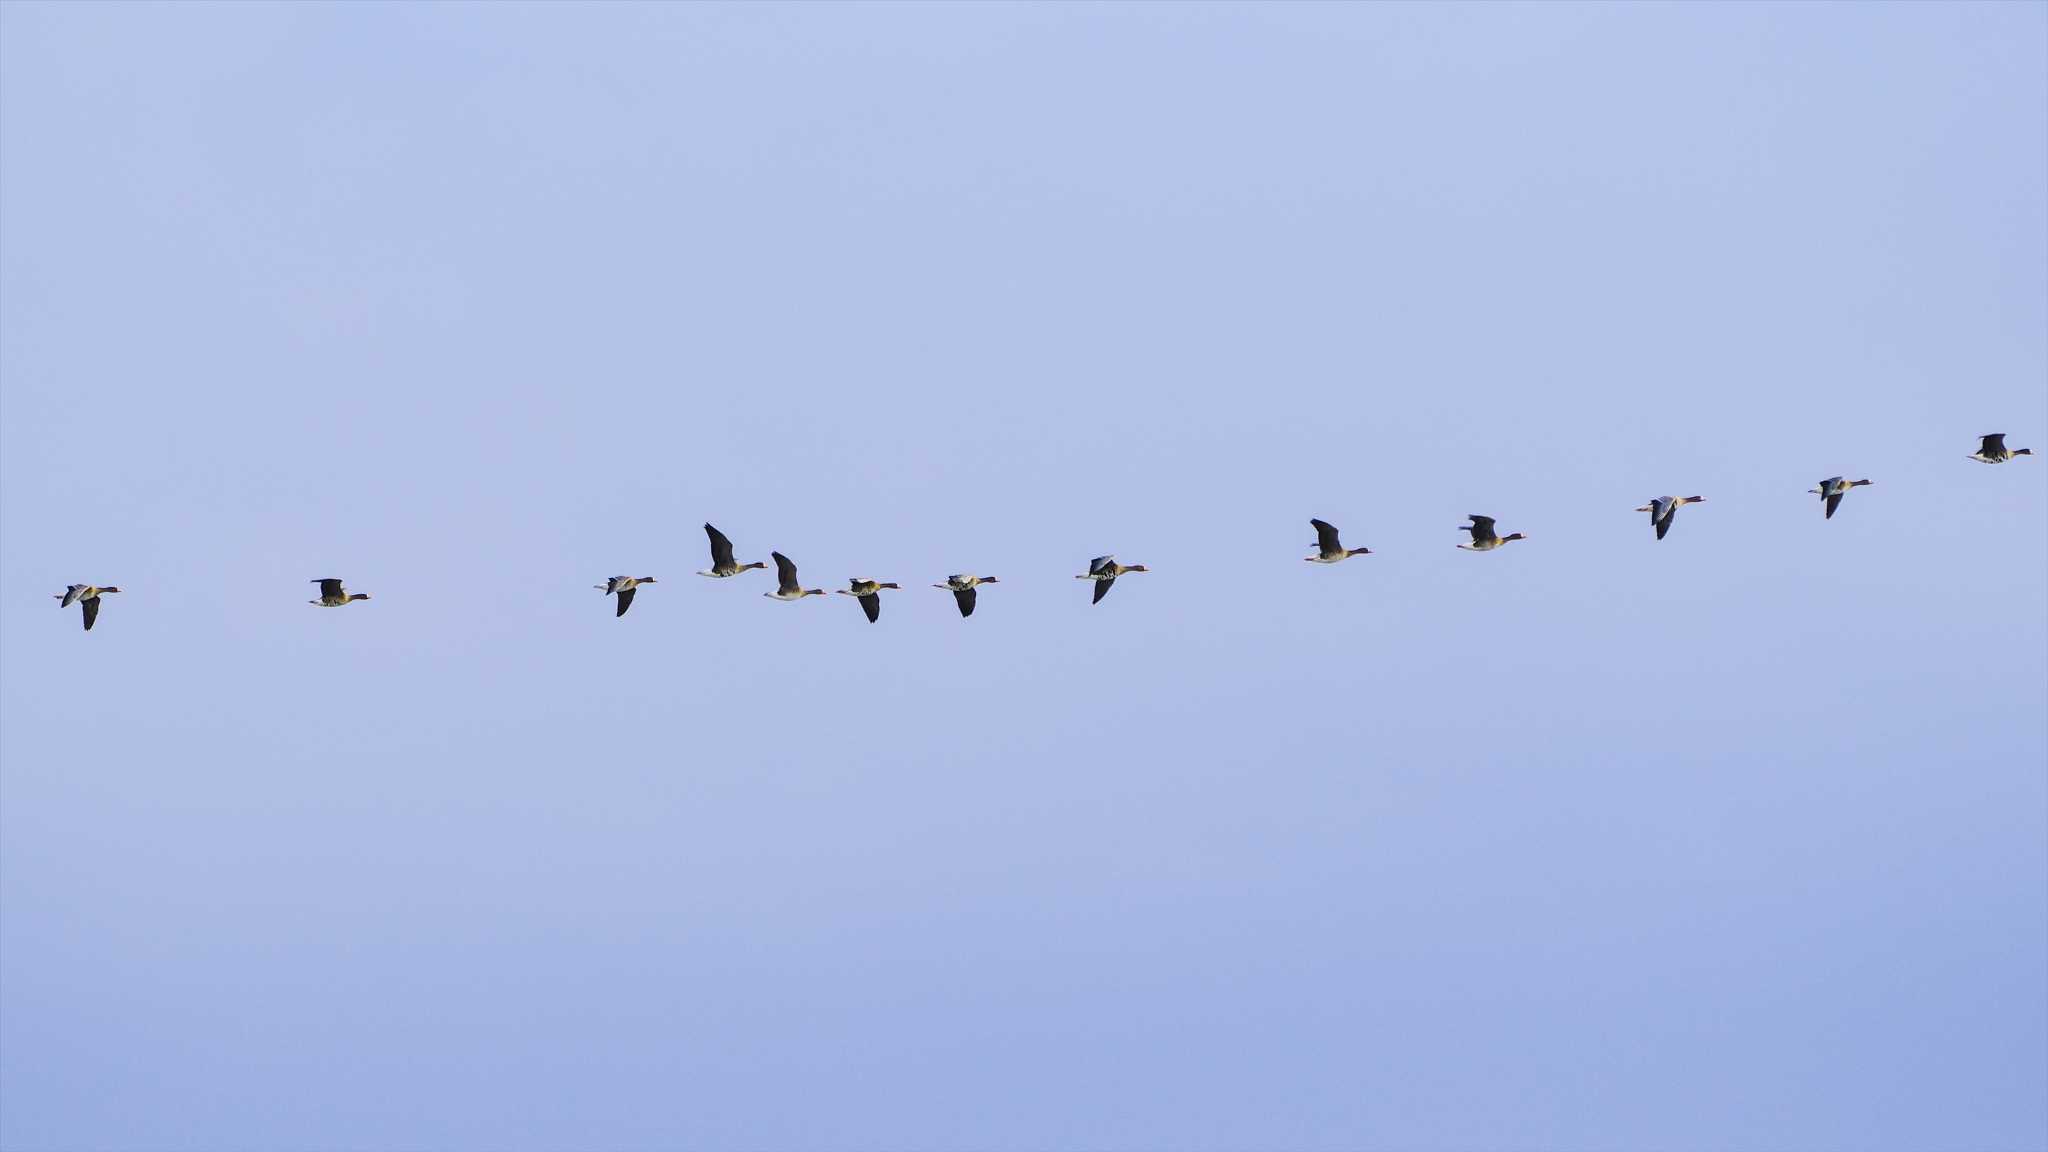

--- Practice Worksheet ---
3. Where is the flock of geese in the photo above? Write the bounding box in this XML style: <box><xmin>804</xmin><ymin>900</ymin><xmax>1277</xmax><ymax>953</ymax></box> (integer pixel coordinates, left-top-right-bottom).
<box><xmin>49</xmin><ymin>434</ymin><xmax>2037</xmax><ymax>631</ymax></box>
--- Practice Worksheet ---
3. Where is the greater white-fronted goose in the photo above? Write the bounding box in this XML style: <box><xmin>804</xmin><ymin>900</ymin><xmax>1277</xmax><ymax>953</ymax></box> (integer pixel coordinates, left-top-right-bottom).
<box><xmin>1808</xmin><ymin>477</ymin><xmax>1871</xmax><ymax>520</ymax></box>
<box><xmin>837</xmin><ymin>578</ymin><xmax>901</xmax><ymax>623</ymax></box>
<box><xmin>1635</xmin><ymin>495</ymin><xmax>1704</xmax><ymax>541</ymax></box>
<box><xmin>765</xmin><ymin>553</ymin><xmax>826</xmax><ymax>601</ymax></box>
<box><xmin>55</xmin><ymin>584</ymin><xmax>119</xmax><ymax>631</ymax></box>
<box><xmin>1077</xmin><ymin>555</ymin><xmax>1148</xmax><ymax>604</ymax></box>
<box><xmin>1968</xmin><ymin>434</ymin><xmax>2033</xmax><ymax>464</ymax></box>
<box><xmin>1306</xmin><ymin>518</ymin><xmax>1372</xmax><ymax>563</ymax></box>
<box><xmin>1457</xmin><ymin>516</ymin><xmax>1526</xmax><ymax>551</ymax></box>
<box><xmin>595</xmin><ymin>575</ymin><xmax>656</xmax><ymax>617</ymax></box>
<box><xmin>934</xmin><ymin>573</ymin><xmax>997</xmax><ymax>617</ymax></box>
<box><xmin>310</xmin><ymin>578</ymin><xmax>371</xmax><ymax>607</ymax></box>
<box><xmin>699</xmin><ymin>523</ymin><xmax>768</xmax><ymax>577</ymax></box>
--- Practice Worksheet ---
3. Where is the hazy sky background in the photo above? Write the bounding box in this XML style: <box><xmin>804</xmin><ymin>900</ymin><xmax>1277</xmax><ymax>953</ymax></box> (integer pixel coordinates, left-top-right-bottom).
<box><xmin>3</xmin><ymin>3</ymin><xmax>2044</xmax><ymax>1149</ymax></box>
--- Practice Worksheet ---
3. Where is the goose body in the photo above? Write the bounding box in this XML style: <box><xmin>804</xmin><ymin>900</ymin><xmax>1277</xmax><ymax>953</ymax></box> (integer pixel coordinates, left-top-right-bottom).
<box><xmin>1306</xmin><ymin>518</ymin><xmax>1372</xmax><ymax>563</ymax></box>
<box><xmin>699</xmin><ymin>523</ymin><xmax>768</xmax><ymax>577</ymax></box>
<box><xmin>1077</xmin><ymin>555</ymin><xmax>1148</xmax><ymax>604</ymax></box>
<box><xmin>934</xmin><ymin>573</ymin><xmax>998</xmax><ymax>618</ymax></box>
<box><xmin>1808</xmin><ymin>477</ymin><xmax>1872</xmax><ymax>520</ymax></box>
<box><xmin>837</xmin><ymin>578</ymin><xmax>901</xmax><ymax>623</ymax></box>
<box><xmin>1457</xmin><ymin>516</ymin><xmax>1526</xmax><ymax>551</ymax></box>
<box><xmin>310</xmin><ymin>578</ymin><xmax>371</xmax><ymax>607</ymax></box>
<box><xmin>1634</xmin><ymin>495</ymin><xmax>1705</xmax><ymax>541</ymax></box>
<box><xmin>54</xmin><ymin>584</ymin><xmax>119</xmax><ymax>631</ymax></box>
<box><xmin>765</xmin><ymin>553</ymin><xmax>827</xmax><ymax>601</ymax></box>
<box><xmin>595</xmin><ymin>575</ymin><xmax>656</xmax><ymax>617</ymax></box>
<box><xmin>1968</xmin><ymin>434</ymin><xmax>2033</xmax><ymax>464</ymax></box>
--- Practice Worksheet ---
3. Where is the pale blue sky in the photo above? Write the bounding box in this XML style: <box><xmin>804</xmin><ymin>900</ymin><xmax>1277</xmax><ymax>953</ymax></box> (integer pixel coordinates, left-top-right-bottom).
<box><xmin>2</xmin><ymin>3</ymin><xmax>2044</xmax><ymax>1149</ymax></box>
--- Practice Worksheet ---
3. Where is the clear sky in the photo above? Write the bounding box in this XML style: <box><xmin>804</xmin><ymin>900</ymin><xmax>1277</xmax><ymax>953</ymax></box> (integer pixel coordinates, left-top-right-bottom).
<box><xmin>2</xmin><ymin>3</ymin><xmax>2044</xmax><ymax>1149</ymax></box>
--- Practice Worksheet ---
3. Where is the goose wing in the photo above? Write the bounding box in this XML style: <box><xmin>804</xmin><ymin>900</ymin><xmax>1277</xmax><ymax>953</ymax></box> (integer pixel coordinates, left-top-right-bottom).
<box><xmin>60</xmin><ymin>585</ymin><xmax>83</xmax><ymax>608</ymax></box>
<box><xmin>1088</xmin><ymin>554</ymin><xmax>1115</xmax><ymax>576</ymax></box>
<box><xmin>772</xmin><ymin>552</ymin><xmax>801</xmax><ymax>595</ymax></box>
<box><xmin>81</xmin><ymin>596</ymin><xmax>99</xmax><ymax>631</ymax></box>
<box><xmin>954</xmin><ymin>587</ymin><xmax>976</xmax><ymax>617</ymax></box>
<box><xmin>705</xmin><ymin>523</ymin><xmax>737</xmax><ymax>570</ymax></box>
<box><xmin>1981</xmin><ymin>433</ymin><xmax>2007</xmax><ymax>456</ymax></box>
<box><xmin>315</xmin><ymin>578</ymin><xmax>346</xmax><ymax>600</ymax></box>
<box><xmin>1465</xmin><ymin>516</ymin><xmax>1498</xmax><ymax>543</ymax></box>
<box><xmin>1311</xmin><ymin>519</ymin><xmax>1343</xmax><ymax>554</ymax></box>
<box><xmin>858</xmin><ymin>592</ymin><xmax>881</xmax><ymax>623</ymax></box>
<box><xmin>615</xmin><ymin>586</ymin><xmax>636</xmax><ymax>617</ymax></box>
<box><xmin>1092</xmin><ymin>575</ymin><xmax>1116</xmax><ymax>604</ymax></box>
<box><xmin>1824</xmin><ymin>490</ymin><xmax>1843</xmax><ymax>519</ymax></box>
<box><xmin>1649</xmin><ymin>498</ymin><xmax>1675</xmax><ymax>538</ymax></box>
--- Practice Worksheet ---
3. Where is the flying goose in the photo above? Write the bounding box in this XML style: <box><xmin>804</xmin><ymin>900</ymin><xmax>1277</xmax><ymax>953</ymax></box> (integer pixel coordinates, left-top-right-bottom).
<box><xmin>1077</xmin><ymin>555</ymin><xmax>1148</xmax><ymax>604</ymax></box>
<box><xmin>699</xmin><ymin>523</ymin><xmax>768</xmax><ymax>577</ymax></box>
<box><xmin>1635</xmin><ymin>496</ymin><xmax>1705</xmax><ymax>541</ymax></box>
<box><xmin>1808</xmin><ymin>477</ymin><xmax>1871</xmax><ymax>520</ymax></box>
<box><xmin>765</xmin><ymin>552</ymin><xmax>826</xmax><ymax>601</ymax></box>
<box><xmin>933</xmin><ymin>573</ymin><xmax>998</xmax><ymax>617</ymax></box>
<box><xmin>838</xmin><ymin>578</ymin><xmax>901</xmax><ymax>623</ymax></box>
<box><xmin>1457</xmin><ymin>516</ymin><xmax>1527</xmax><ymax>551</ymax></box>
<box><xmin>1306</xmin><ymin>518</ymin><xmax>1372</xmax><ymax>563</ymax></box>
<box><xmin>595</xmin><ymin>575</ymin><xmax>656</xmax><ymax>617</ymax></box>
<box><xmin>310</xmin><ymin>578</ymin><xmax>371</xmax><ymax>607</ymax></box>
<box><xmin>1968</xmin><ymin>434</ymin><xmax>2033</xmax><ymax>464</ymax></box>
<box><xmin>55</xmin><ymin>584</ymin><xmax>119</xmax><ymax>631</ymax></box>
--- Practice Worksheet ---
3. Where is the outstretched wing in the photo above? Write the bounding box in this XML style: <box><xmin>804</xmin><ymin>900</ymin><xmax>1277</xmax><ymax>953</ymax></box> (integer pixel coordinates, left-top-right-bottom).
<box><xmin>1092</xmin><ymin>575</ymin><xmax>1116</xmax><ymax>604</ymax></box>
<box><xmin>1981</xmin><ymin>434</ymin><xmax>2006</xmax><ymax>456</ymax></box>
<box><xmin>1824</xmin><ymin>491</ymin><xmax>1842</xmax><ymax>519</ymax></box>
<box><xmin>705</xmin><ymin>523</ymin><xmax>737</xmax><ymax>570</ymax></box>
<box><xmin>315</xmin><ymin>578</ymin><xmax>345</xmax><ymax>599</ymax></box>
<box><xmin>858</xmin><ymin>592</ymin><xmax>881</xmax><ymax>623</ymax></box>
<box><xmin>1088</xmin><ymin>554</ymin><xmax>1115</xmax><ymax>575</ymax></box>
<box><xmin>1465</xmin><ymin>516</ymin><xmax>1497</xmax><ymax>543</ymax></box>
<box><xmin>1654</xmin><ymin>514</ymin><xmax>1671</xmax><ymax>540</ymax></box>
<box><xmin>954</xmin><ymin>587</ymin><xmax>976</xmax><ymax>617</ymax></box>
<box><xmin>1311</xmin><ymin>519</ymin><xmax>1342</xmax><ymax>554</ymax></box>
<box><xmin>615</xmin><ymin>587</ymin><xmax>637</xmax><ymax>617</ymax></box>
<box><xmin>772</xmin><ymin>552</ymin><xmax>800</xmax><ymax>595</ymax></box>
<box><xmin>82</xmin><ymin>597</ymin><xmax>99</xmax><ymax>631</ymax></box>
